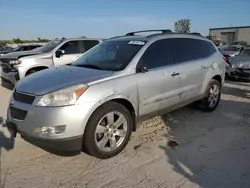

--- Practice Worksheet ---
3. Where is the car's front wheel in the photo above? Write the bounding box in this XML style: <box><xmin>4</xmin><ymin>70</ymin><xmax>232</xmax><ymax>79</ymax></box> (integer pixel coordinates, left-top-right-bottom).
<box><xmin>83</xmin><ymin>101</ymin><xmax>133</xmax><ymax>159</ymax></box>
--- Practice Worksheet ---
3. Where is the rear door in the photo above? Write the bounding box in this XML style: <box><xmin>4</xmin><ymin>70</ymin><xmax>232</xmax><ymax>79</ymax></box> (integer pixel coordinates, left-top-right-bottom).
<box><xmin>137</xmin><ymin>39</ymin><xmax>182</xmax><ymax>116</ymax></box>
<box><xmin>170</xmin><ymin>38</ymin><xmax>209</xmax><ymax>102</ymax></box>
<box><xmin>53</xmin><ymin>40</ymin><xmax>82</xmax><ymax>66</ymax></box>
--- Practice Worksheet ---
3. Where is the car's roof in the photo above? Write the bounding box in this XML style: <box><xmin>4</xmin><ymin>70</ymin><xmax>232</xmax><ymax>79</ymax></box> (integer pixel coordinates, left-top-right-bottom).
<box><xmin>19</xmin><ymin>44</ymin><xmax>42</xmax><ymax>47</ymax></box>
<box><xmin>108</xmin><ymin>35</ymin><xmax>150</xmax><ymax>42</ymax></box>
<box><xmin>63</xmin><ymin>38</ymin><xmax>104</xmax><ymax>42</ymax></box>
<box><xmin>229</xmin><ymin>45</ymin><xmax>245</xmax><ymax>48</ymax></box>
<box><xmin>107</xmin><ymin>33</ymin><xmax>209</xmax><ymax>43</ymax></box>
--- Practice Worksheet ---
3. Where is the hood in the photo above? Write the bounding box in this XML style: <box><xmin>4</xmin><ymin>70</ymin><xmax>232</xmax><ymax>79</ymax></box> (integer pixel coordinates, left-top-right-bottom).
<box><xmin>0</xmin><ymin>50</ymin><xmax>42</xmax><ymax>59</ymax></box>
<box><xmin>231</xmin><ymin>55</ymin><xmax>250</xmax><ymax>69</ymax></box>
<box><xmin>16</xmin><ymin>65</ymin><xmax>113</xmax><ymax>95</ymax></box>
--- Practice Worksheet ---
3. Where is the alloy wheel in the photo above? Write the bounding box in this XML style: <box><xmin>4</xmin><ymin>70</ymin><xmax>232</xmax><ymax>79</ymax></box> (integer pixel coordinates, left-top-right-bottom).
<box><xmin>94</xmin><ymin>111</ymin><xmax>128</xmax><ymax>152</ymax></box>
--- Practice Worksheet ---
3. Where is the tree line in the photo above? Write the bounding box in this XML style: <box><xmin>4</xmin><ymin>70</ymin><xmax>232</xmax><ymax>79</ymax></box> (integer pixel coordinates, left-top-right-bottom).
<box><xmin>0</xmin><ymin>19</ymin><xmax>193</xmax><ymax>45</ymax></box>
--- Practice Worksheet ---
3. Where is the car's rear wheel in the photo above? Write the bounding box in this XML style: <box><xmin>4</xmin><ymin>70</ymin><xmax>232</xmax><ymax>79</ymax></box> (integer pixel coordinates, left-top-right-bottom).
<box><xmin>83</xmin><ymin>101</ymin><xmax>133</xmax><ymax>159</ymax></box>
<box><xmin>198</xmin><ymin>79</ymin><xmax>221</xmax><ymax>112</ymax></box>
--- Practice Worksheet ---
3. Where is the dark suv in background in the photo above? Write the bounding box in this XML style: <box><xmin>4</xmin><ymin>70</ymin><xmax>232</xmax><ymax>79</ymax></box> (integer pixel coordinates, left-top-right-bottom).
<box><xmin>0</xmin><ymin>44</ymin><xmax>42</xmax><ymax>56</ymax></box>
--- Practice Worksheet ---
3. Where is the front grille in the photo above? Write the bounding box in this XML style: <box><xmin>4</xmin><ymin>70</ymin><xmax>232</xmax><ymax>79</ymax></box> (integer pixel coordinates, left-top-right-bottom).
<box><xmin>2</xmin><ymin>66</ymin><xmax>11</xmax><ymax>73</ymax></box>
<box><xmin>0</xmin><ymin>59</ymin><xmax>14</xmax><ymax>73</ymax></box>
<box><xmin>13</xmin><ymin>90</ymin><xmax>35</xmax><ymax>104</ymax></box>
<box><xmin>10</xmin><ymin>107</ymin><xmax>27</xmax><ymax>120</ymax></box>
<box><xmin>0</xmin><ymin>59</ymin><xmax>10</xmax><ymax>64</ymax></box>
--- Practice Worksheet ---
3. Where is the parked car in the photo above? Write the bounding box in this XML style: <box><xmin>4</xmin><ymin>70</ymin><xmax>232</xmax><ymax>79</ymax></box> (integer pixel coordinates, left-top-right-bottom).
<box><xmin>226</xmin><ymin>48</ymin><xmax>250</xmax><ymax>80</ymax></box>
<box><xmin>0</xmin><ymin>44</ymin><xmax>41</xmax><ymax>57</ymax></box>
<box><xmin>220</xmin><ymin>45</ymin><xmax>245</xmax><ymax>57</ymax></box>
<box><xmin>0</xmin><ymin>38</ymin><xmax>103</xmax><ymax>84</ymax></box>
<box><xmin>0</xmin><ymin>46</ymin><xmax>14</xmax><ymax>53</ymax></box>
<box><xmin>6</xmin><ymin>29</ymin><xmax>225</xmax><ymax>159</ymax></box>
<box><xmin>217</xmin><ymin>42</ymin><xmax>228</xmax><ymax>50</ymax></box>
<box><xmin>230</xmin><ymin>41</ymin><xmax>248</xmax><ymax>47</ymax></box>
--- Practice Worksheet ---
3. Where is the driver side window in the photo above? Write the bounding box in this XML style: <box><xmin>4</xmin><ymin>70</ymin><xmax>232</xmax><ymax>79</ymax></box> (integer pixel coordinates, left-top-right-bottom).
<box><xmin>59</xmin><ymin>41</ymin><xmax>80</xmax><ymax>54</ymax></box>
<box><xmin>139</xmin><ymin>39</ymin><xmax>175</xmax><ymax>70</ymax></box>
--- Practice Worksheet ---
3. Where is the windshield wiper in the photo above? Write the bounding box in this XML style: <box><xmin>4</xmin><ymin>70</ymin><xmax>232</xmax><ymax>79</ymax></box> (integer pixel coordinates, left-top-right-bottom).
<box><xmin>73</xmin><ymin>64</ymin><xmax>103</xmax><ymax>70</ymax></box>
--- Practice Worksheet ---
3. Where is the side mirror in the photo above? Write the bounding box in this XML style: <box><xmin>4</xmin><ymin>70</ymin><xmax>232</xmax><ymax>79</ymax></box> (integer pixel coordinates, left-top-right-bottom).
<box><xmin>136</xmin><ymin>60</ymin><xmax>148</xmax><ymax>73</ymax></box>
<box><xmin>55</xmin><ymin>49</ymin><xmax>65</xmax><ymax>58</ymax></box>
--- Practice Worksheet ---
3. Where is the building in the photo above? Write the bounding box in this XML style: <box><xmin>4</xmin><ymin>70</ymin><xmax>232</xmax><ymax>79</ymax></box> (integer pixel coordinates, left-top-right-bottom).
<box><xmin>209</xmin><ymin>26</ymin><xmax>250</xmax><ymax>45</ymax></box>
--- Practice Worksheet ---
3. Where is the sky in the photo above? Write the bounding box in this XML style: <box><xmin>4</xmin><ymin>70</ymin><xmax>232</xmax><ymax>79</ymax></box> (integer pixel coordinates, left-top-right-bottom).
<box><xmin>0</xmin><ymin>0</ymin><xmax>249</xmax><ymax>40</ymax></box>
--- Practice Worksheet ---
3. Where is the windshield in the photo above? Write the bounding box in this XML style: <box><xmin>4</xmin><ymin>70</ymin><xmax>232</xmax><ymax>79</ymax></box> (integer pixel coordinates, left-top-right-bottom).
<box><xmin>35</xmin><ymin>40</ymin><xmax>62</xmax><ymax>53</ymax></box>
<box><xmin>71</xmin><ymin>40</ymin><xmax>144</xmax><ymax>71</ymax></box>
<box><xmin>241</xmin><ymin>49</ymin><xmax>250</xmax><ymax>56</ymax></box>
<box><xmin>12</xmin><ymin>46</ymin><xmax>22</xmax><ymax>51</ymax></box>
<box><xmin>223</xmin><ymin>46</ymin><xmax>241</xmax><ymax>51</ymax></box>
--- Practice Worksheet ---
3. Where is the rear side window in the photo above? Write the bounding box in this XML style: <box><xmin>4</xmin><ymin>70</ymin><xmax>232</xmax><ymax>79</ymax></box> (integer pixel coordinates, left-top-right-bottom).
<box><xmin>83</xmin><ymin>40</ymin><xmax>99</xmax><ymax>51</ymax></box>
<box><xmin>28</xmin><ymin>46</ymin><xmax>39</xmax><ymax>50</ymax></box>
<box><xmin>171</xmin><ymin>38</ymin><xmax>216</xmax><ymax>63</ymax></box>
<box><xmin>140</xmin><ymin>39</ymin><xmax>174</xmax><ymax>70</ymax></box>
<box><xmin>21</xmin><ymin>46</ymin><xmax>28</xmax><ymax>51</ymax></box>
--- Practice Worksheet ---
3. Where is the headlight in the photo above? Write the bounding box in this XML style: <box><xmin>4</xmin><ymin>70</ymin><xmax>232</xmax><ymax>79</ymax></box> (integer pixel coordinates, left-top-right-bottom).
<box><xmin>36</xmin><ymin>84</ymin><xmax>88</xmax><ymax>107</ymax></box>
<box><xmin>9</xmin><ymin>60</ymin><xmax>22</xmax><ymax>65</ymax></box>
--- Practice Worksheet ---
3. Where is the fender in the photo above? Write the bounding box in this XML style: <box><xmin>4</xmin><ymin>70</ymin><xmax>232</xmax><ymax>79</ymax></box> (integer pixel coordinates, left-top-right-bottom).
<box><xmin>80</xmin><ymin>94</ymin><xmax>138</xmax><ymax>134</ymax></box>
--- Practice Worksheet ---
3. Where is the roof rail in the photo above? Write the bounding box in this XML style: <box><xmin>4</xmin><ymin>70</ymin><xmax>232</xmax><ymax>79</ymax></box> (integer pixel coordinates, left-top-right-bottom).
<box><xmin>191</xmin><ymin>32</ymin><xmax>202</xmax><ymax>36</ymax></box>
<box><xmin>108</xmin><ymin>35</ymin><xmax>125</xmax><ymax>39</ymax></box>
<box><xmin>125</xmin><ymin>29</ymin><xmax>172</xmax><ymax>36</ymax></box>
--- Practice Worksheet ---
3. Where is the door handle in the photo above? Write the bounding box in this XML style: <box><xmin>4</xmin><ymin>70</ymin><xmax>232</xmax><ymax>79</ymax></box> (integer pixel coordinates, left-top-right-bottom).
<box><xmin>171</xmin><ymin>72</ymin><xmax>180</xmax><ymax>77</ymax></box>
<box><xmin>201</xmin><ymin>65</ymin><xmax>207</xmax><ymax>70</ymax></box>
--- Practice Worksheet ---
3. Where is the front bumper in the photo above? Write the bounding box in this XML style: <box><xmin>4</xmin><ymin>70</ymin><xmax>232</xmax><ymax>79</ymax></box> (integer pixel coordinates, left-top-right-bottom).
<box><xmin>1</xmin><ymin>71</ymin><xmax>18</xmax><ymax>84</ymax></box>
<box><xmin>6</xmin><ymin>120</ymin><xmax>82</xmax><ymax>151</ymax></box>
<box><xmin>6</xmin><ymin>94</ymin><xmax>97</xmax><ymax>152</ymax></box>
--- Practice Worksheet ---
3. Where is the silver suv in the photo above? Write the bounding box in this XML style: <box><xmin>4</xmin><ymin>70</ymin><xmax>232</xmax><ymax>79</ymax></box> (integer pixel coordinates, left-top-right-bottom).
<box><xmin>0</xmin><ymin>38</ymin><xmax>102</xmax><ymax>84</ymax></box>
<box><xmin>6</xmin><ymin>30</ymin><xmax>226</xmax><ymax>159</ymax></box>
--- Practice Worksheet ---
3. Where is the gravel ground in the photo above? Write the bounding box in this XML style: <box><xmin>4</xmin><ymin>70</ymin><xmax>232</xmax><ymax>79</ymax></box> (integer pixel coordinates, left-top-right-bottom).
<box><xmin>1</xmin><ymin>77</ymin><xmax>250</xmax><ymax>188</ymax></box>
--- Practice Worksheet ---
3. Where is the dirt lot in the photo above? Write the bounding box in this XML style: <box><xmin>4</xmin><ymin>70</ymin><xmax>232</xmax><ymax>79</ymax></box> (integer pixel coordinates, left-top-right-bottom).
<box><xmin>1</xmin><ymin>78</ymin><xmax>250</xmax><ymax>188</ymax></box>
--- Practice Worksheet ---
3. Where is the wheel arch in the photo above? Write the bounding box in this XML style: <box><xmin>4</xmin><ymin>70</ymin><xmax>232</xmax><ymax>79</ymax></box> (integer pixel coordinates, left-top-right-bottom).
<box><xmin>84</xmin><ymin>96</ymin><xmax>138</xmax><ymax>134</ymax></box>
<box><xmin>25</xmin><ymin>65</ymin><xmax>49</xmax><ymax>76</ymax></box>
<box><xmin>212</xmin><ymin>75</ymin><xmax>222</xmax><ymax>85</ymax></box>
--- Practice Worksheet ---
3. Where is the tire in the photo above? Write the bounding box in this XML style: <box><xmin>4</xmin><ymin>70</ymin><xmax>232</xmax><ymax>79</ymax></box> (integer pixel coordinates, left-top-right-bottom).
<box><xmin>197</xmin><ymin>79</ymin><xmax>221</xmax><ymax>112</ymax></box>
<box><xmin>83</xmin><ymin>101</ymin><xmax>133</xmax><ymax>159</ymax></box>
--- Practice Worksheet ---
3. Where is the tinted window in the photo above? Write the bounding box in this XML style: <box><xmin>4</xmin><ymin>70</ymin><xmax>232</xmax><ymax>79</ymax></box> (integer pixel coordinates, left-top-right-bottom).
<box><xmin>83</xmin><ymin>40</ymin><xmax>99</xmax><ymax>51</ymax></box>
<box><xmin>20</xmin><ymin>46</ymin><xmax>27</xmax><ymax>51</ymax></box>
<box><xmin>29</xmin><ymin>46</ymin><xmax>39</xmax><ymax>50</ymax></box>
<box><xmin>71</xmin><ymin>40</ymin><xmax>143</xmax><ymax>71</ymax></box>
<box><xmin>12</xmin><ymin>46</ymin><xmax>23</xmax><ymax>52</ymax></box>
<box><xmin>140</xmin><ymin>39</ymin><xmax>174</xmax><ymax>69</ymax></box>
<box><xmin>202</xmin><ymin>40</ymin><xmax>217</xmax><ymax>56</ymax></box>
<box><xmin>171</xmin><ymin>38</ymin><xmax>216</xmax><ymax>63</ymax></box>
<box><xmin>59</xmin><ymin>41</ymin><xmax>80</xmax><ymax>54</ymax></box>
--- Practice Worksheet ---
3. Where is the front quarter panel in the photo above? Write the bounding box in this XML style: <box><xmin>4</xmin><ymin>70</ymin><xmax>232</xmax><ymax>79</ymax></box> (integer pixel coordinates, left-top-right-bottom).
<box><xmin>16</xmin><ymin>54</ymin><xmax>53</xmax><ymax>79</ymax></box>
<box><xmin>76</xmin><ymin>74</ymin><xmax>138</xmax><ymax>129</ymax></box>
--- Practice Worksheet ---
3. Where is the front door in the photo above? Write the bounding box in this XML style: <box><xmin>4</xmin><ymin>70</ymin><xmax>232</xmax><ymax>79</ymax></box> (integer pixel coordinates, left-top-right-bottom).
<box><xmin>53</xmin><ymin>40</ymin><xmax>82</xmax><ymax>67</ymax></box>
<box><xmin>136</xmin><ymin>39</ymin><xmax>181</xmax><ymax>116</ymax></box>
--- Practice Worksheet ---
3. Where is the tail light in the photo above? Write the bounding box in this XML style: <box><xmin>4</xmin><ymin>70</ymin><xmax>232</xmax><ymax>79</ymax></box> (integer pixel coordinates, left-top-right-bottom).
<box><xmin>223</xmin><ymin>56</ymin><xmax>228</xmax><ymax>63</ymax></box>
